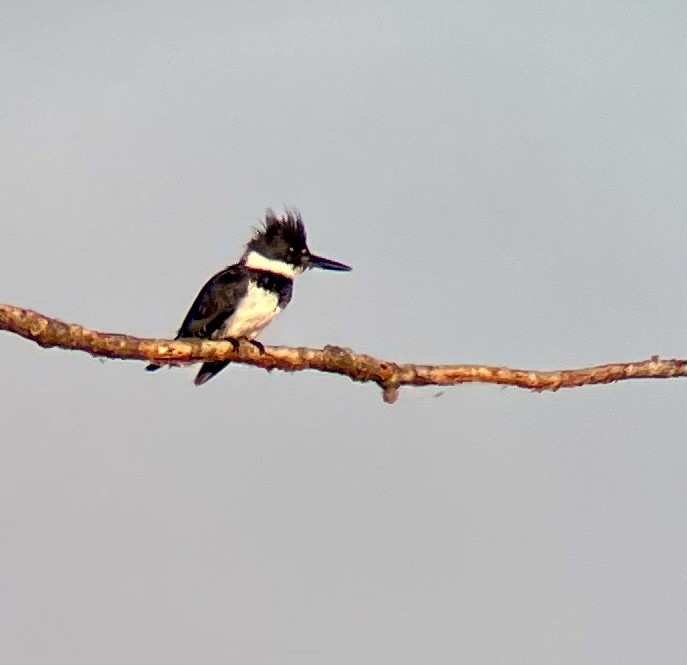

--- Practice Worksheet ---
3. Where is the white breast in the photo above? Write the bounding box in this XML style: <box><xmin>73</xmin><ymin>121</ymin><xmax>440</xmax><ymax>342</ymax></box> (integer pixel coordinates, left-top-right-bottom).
<box><xmin>219</xmin><ymin>282</ymin><xmax>282</xmax><ymax>339</ymax></box>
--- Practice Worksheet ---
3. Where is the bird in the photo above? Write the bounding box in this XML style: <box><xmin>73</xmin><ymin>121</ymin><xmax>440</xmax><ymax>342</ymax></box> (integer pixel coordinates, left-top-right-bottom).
<box><xmin>146</xmin><ymin>209</ymin><xmax>352</xmax><ymax>386</ymax></box>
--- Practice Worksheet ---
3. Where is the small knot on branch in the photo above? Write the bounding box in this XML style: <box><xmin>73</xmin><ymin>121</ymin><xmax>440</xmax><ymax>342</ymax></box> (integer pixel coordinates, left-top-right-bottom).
<box><xmin>381</xmin><ymin>382</ymin><xmax>400</xmax><ymax>404</ymax></box>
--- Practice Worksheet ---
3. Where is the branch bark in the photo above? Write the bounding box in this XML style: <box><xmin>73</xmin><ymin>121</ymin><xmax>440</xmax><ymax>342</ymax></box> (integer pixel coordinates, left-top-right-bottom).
<box><xmin>1</xmin><ymin>303</ymin><xmax>684</xmax><ymax>403</ymax></box>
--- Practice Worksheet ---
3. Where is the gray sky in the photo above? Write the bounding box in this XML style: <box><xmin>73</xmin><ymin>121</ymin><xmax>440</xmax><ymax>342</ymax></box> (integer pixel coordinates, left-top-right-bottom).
<box><xmin>0</xmin><ymin>2</ymin><xmax>685</xmax><ymax>663</ymax></box>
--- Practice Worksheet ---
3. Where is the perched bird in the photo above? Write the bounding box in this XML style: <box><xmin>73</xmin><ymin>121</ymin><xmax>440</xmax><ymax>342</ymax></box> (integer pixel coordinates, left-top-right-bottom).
<box><xmin>146</xmin><ymin>209</ymin><xmax>352</xmax><ymax>385</ymax></box>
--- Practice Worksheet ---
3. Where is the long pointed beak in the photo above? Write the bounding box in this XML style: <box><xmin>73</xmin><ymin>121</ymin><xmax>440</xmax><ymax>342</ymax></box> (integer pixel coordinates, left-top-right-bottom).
<box><xmin>308</xmin><ymin>253</ymin><xmax>352</xmax><ymax>272</ymax></box>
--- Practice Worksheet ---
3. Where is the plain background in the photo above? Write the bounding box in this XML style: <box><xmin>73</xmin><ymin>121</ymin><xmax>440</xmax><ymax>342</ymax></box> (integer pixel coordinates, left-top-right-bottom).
<box><xmin>0</xmin><ymin>2</ymin><xmax>685</xmax><ymax>663</ymax></box>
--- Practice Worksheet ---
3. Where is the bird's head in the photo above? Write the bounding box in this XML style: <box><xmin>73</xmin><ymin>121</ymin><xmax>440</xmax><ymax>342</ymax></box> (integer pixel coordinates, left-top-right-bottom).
<box><xmin>243</xmin><ymin>209</ymin><xmax>352</xmax><ymax>277</ymax></box>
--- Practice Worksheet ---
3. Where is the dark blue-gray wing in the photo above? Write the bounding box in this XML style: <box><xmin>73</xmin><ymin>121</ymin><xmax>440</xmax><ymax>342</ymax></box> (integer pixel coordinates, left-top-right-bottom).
<box><xmin>175</xmin><ymin>265</ymin><xmax>247</xmax><ymax>339</ymax></box>
<box><xmin>146</xmin><ymin>265</ymin><xmax>247</xmax><ymax>373</ymax></box>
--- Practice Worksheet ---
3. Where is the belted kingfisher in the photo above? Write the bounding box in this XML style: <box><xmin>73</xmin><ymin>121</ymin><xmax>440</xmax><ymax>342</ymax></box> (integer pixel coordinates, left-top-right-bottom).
<box><xmin>146</xmin><ymin>209</ymin><xmax>351</xmax><ymax>386</ymax></box>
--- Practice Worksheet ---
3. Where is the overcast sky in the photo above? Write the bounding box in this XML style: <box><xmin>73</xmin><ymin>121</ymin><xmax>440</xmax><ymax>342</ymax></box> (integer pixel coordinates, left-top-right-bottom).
<box><xmin>0</xmin><ymin>2</ymin><xmax>685</xmax><ymax>663</ymax></box>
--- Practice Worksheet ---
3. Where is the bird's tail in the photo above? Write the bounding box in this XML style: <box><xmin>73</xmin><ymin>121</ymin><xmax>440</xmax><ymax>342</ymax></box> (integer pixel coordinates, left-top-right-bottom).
<box><xmin>194</xmin><ymin>361</ymin><xmax>230</xmax><ymax>386</ymax></box>
<box><xmin>145</xmin><ymin>360</ymin><xmax>230</xmax><ymax>384</ymax></box>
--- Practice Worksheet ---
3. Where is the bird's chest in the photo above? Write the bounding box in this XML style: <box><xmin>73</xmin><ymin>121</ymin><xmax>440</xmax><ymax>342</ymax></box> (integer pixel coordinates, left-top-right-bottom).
<box><xmin>220</xmin><ymin>283</ymin><xmax>281</xmax><ymax>339</ymax></box>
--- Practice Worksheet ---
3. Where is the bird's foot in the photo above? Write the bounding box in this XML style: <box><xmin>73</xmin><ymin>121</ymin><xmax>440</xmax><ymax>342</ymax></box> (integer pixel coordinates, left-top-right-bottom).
<box><xmin>224</xmin><ymin>336</ymin><xmax>241</xmax><ymax>352</ymax></box>
<box><xmin>225</xmin><ymin>337</ymin><xmax>265</xmax><ymax>354</ymax></box>
<box><xmin>246</xmin><ymin>339</ymin><xmax>266</xmax><ymax>354</ymax></box>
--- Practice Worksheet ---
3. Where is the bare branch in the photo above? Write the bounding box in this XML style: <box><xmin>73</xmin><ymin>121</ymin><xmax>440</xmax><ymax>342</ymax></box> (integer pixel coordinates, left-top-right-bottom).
<box><xmin>1</xmin><ymin>303</ymin><xmax>684</xmax><ymax>403</ymax></box>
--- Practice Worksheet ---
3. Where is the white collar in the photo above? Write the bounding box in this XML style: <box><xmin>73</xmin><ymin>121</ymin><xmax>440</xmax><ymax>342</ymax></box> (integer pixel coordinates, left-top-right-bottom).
<box><xmin>244</xmin><ymin>250</ymin><xmax>298</xmax><ymax>278</ymax></box>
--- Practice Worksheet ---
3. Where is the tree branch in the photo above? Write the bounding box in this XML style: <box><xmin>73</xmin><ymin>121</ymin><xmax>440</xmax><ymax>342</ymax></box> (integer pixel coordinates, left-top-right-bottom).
<box><xmin>1</xmin><ymin>303</ymin><xmax>684</xmax><ymax>403</ymax></box>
